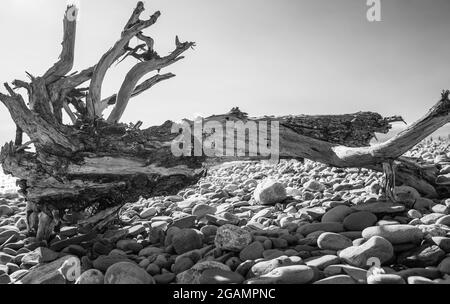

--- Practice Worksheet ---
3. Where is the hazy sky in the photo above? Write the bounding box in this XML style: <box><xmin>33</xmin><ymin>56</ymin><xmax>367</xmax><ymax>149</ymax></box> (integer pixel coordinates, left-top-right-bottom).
<box><xmin>0</xmin><ymin>0</ymin><xmax>449</xmax><ymax>144</ymax></box>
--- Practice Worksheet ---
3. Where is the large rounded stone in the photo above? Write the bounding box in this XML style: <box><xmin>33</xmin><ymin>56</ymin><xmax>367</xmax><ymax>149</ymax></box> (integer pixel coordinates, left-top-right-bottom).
<box><xmin>249</xmin><ymin>255</ymin><xmax>302</xmax><ymax>277</ymax></box>
<box><xmin>362</xmin><ymin>225</ymin><xmax>423</xmax><ymax>244</ymax></box>
<box><xmin>192</xmin><ymin>204</ymin><xmax>216</xmax><ymax>219</ymax></box>
<box><xmin>343</xmin><ymin>211</ymin><xmax>377</xmax><ymax>231</ymax></box>
<box><xmin>104</xmin><ymin>262</ymin><xmax>154</xmax><ymax>284</ymax></box>
<box><xmin>297</xmin><ymin>222</ymin><xmax>344</xmax><ymax>236</ymax></box>
<box><xmin>75</xmin><ymin>269</ymin><xmax>104</xmax><ymax>284</ymax></box>
<box><xmin>172</xmin><ymin>228</ymin><xmax>203</xmax><ymax>254</ymax></box>
<box><xmin>214</xmin><ymin>224</ymin><xmax>252</xmax><ymax>252</ymax></box>
<box><xmin>317</xmin><ymin>232</ymin><xmax>352</xmax><ymax>250</ymax></box>
<box><xmin>338</xmin><ymin>236</ymin><xmax>394</xmax><ymax>268</ymax></box>
<box><xmin>253</xmin><ymin>179</ymin><xmax>287</xmax><ymax>205</ymax></box>
<box><xmin>321</xmin><ymin>205</ymin><xmax>353</xmax><ymax>223</ymax></box>
<box><xmin>176</xmin><ymin>261</ymin><xmax>230</xmax><ymax>284</ymax></box>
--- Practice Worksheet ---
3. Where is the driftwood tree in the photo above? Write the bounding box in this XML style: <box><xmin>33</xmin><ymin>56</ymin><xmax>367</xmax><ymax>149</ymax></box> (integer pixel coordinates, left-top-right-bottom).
<box><xmin>0</xmin><ymin>2</ymin><xmax>449</xmax><ymax>241</ymax></box>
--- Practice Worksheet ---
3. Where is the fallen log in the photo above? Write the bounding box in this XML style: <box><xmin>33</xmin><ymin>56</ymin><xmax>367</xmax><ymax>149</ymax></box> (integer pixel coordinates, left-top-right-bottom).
<box><xmin>0</xmin><ymin>2</ymin><xmax>449</xmax><ymax>241</ymax></box>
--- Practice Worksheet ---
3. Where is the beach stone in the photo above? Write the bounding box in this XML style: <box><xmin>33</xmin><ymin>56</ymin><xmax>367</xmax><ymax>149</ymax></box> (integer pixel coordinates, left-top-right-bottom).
<box><xmin>407</xmin><ymin>276</ymin><xmax>435</xmax><ymax>284</ymax></box>
<box><xmin>0</xmin><ymin>273</ymin><xmax>11</xmax><ymax>284</ymax></box>
<box><xmin>176</xmin><ymin>261</ymin><xmax>230</xmax><ymax>284</ymax></box>
<box><xmin>0</xmin><ymin>205</ymin><xmax>14</xmax><ymax>217</ymax></box>
<box><xmin>436</xmin><ymin>215</ymin><xmax>450</xmax><ymax>226</ymax></box>
<box><xmin>414</xmin><ymin>197</ymin><xmax>436</xmax><ymax>211</ymax></box>
<box><xmin>116</xmin><ymin>239</ymin><xmax>142</xmax><ymax>252</ymax></box>
<box><xmin>431</xmin><ymin>237</ymin><xmax>450</xmax><ymax>252</ymax></box>
<box><xmin>407</xmin><ymin>209</ymin><xmax>422</xmax><ymax>219</ymax></box>
<box><xmin>0</xmin><ymin>252</ymin><xmax>14</xmax><ymax>265</ymax></box>
<box><xmin>323</xmin><ymin>264</ymin><xmax>367</xmax><ymax>283</ymax></box>
<box><xmin>436</xmin><ymin>173</ymin><xmax>450</xmax><ymax>185</ymax></box>
<box><xmin>317</xmin><ymin>232</ymin><xmax>352</xmax><ymax>250</ymax></box>
<box><xmin>249</xmin><ymin>255</ymin><xmax>302</xmax><ymax>277</ymax></box>
<box><xmin>438</xmin><ymin>257</ymin><xmax>450</xmax><ymax>274</ymax></box>
<box><xmin>192</xmin><ymin>204</ymin><xmax>216</xmax><ymax>219</ymax></box>
<box><xmin>367</xmin><ymin>274</ymin><xmax>405</xmax><ymax>284</ymax></box>
<box><xmin>262</xmin><ymin>249</ymin><xmax>284</xmax><ymax>259</ymax></box>
<box><xmin>140</xmin><ymin>207</ymin><xmax>157</xmax><ymax>219</ymax></box>
<box><xmin>304</xmin><ymin>255</ymin><xmax>340</xmax><ymax>270</ymax></box>
<box><xmin>395</xmin><ymin>268</ymin><xmax>442</xmax><ymax>280</ymax></box>
<box><xmin>321</xmin><ymin>205</ymin><xmax>353</xmax><ymax>223</ymax></box>
<box><xmin>93</xmin><ymin>255</ymin><xmax>133</xmax><ymax>272</ymax></box>
<box><xmin>431</xmin><ymin>204</ymin><xmax>449</xmax><ymax>214</ymax></box>
<box><xmin>297</xmin><ymin>222</ymin><xmax>344</xmax><ymax>235</ymax></box>
<box><xmin>253</xmin><ymin>179</ymin><xmax>287</xmax><ymax>205</ymax></box>
<box><xmin>75</xmin><ymin>269</ymin><xmax>104</xmax><ymax>284</ymax></box>
<box><xmin>343</xmin><ymin>211</ymin><xmax>377</xmax><ymax>231</ymax></box>
<box><xmin>397</xmin><ymin>245</ymin><xmax>446</xmax><ymax>267</ymax></box>
<box><xmin>421</xmin><ymin>213</ymin><xmax>445</xmax><ymax>225</ymax></box>
<box><xmin>418</xmin><ymin>224</ymin><xmax>448</xmax><ymax>238</ymax></box>
<box><xmin>8</xmin><ymin>269</ymin><xmax>28</xmax><ymax>282</ymax></box>
<box><xmin>138</xmin><ymin>246</ymin><xmax>164</xmax><ymax>257</ymax></box>
<box><xmin>394</xmin><ymin>186</ymin><xmax>420</xmax><ymax>204</ymax></box>
<box><xmin>214</xmin><ymin>224</ymin><xmax>252</xmax><ymax>251</ymax></box>
<box><xmin>246</xmin><ymin>265</ymin><xmax>314</xmax><ymax>284</ymax></box>
<box><xmin>239</xmin><ymin>241</ymin><xmax>264</xmax><ymax>261</ymax></box>
<box><xmin>338</xmin><ymin>236</ymin><xmax>394</xmax><ymax>268</ymax></box>
<box><xmin>172</xmin><ymin>215</ymin><xmax>197</xmax><ymax>229</ymax></box>
<box><xmin>21</xmin><ymin>247</ymin><xmax>59</xmax><ymax>266</ymax></box>
<box><xmin>199</xmin><ymin>269</ymin><xmax>245</xmax><ymax>284</ymax></box>
<box><xmin>104</xmin><ymin>261</ymin><xmax>154</xmax><ymax>284</ymax></box>
<box><xmin>172</xmin><ymin>229</ymin><xmax>203</xmax><ymax>254</ymax></box>
<box><xmin>303</xmin><ymin>180</ymin><xmax>326</xmax><ymax>192</ymax></box>
<box><xmin>313</xmin><ymin>274</ymin><xmax>356</xmax><ymax>284</ymax></box>
<box><xmin>362</xmin><ymin>225</ymin><xmax>423</xmax><ymax>244</ymax></box>
<box><xmin>17</xmin><ymin>255</ymin><xmax>79</xmax><ymax>284</ymax></box>
<box><xmin>0</xmin><ymin>230</ymin><xmax>19</xmax><ymax>245</ymax></box>
<box><xmin>352</xmin><ymin>202</ymin><xmax>405</xmax><ymax>214</ymax></box>
<box><xmin>154</xmin><ymin>272</ymin><xmax>176</xmax><ymax>284</ymax></box>
<box><xmin>173</xmin><ymin>257</ymin><xmax>195</xmax><ymax>274</ymax></box>
<box><xmin>177</xmin><ymin>197</ymin><xmax>208</xmax><ymax>209</ymax></box>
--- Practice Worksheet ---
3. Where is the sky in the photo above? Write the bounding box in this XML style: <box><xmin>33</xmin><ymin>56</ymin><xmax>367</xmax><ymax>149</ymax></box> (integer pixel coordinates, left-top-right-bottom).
<box><xmin>0</xmin><ymin>0</ymin><xmax>449</xmax><ymax>144</ymax></box>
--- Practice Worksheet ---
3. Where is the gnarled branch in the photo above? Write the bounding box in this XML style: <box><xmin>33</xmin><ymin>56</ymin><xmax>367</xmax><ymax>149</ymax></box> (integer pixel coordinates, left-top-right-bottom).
<box><xmin>42</xmin><ymin>5</ymin><xmax>77</xmax><ymax>83</ymax></box>
<box><xmin>107</xmin><ymin>38</ymin><xmax>195</xmax><ymax>123</ymax></box>
<box><xmin>86</xmin><ymin>3</ymin><xmax>161</xmax><ymax>119</ymax></box>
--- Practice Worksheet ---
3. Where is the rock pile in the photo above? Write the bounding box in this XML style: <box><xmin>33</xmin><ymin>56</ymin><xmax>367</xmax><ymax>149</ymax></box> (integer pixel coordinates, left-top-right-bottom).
<box><xmin>0</xmin><ymin>138</ymin><xmax>449</xmax><ymax>284</ymax></box>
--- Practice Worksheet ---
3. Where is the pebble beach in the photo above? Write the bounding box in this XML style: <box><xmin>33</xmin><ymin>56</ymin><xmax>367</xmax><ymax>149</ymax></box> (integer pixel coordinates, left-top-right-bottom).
<box><xmin>0</xmin><ymin>137</ymin><xmax>449</xmax><ymax>284</ymax></box>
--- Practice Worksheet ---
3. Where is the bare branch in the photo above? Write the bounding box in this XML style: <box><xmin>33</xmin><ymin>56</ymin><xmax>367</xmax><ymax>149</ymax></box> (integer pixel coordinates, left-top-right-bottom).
<box><xmin>98</xmin><ymin>73</ymin><xmax>175</xmax><ymax>113</ymax></box>
<box><xmin>86</xmin><ymin>3</ymin><xmax>161</xmax><ymax>119</ymax></box>
<box><xmin>106</xmin><ymin>39</ymin><xmax>195</xmax><ymax>123</ymax></box>
<box><xmin>43</xmin><ymin>5</ymin><xmax>77</xmax><ymax>83</ymax></box>
<box><xmin>62</xmin><ymin>101</ymin><xmax>77</xmax><ymax>124</ymax></box>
